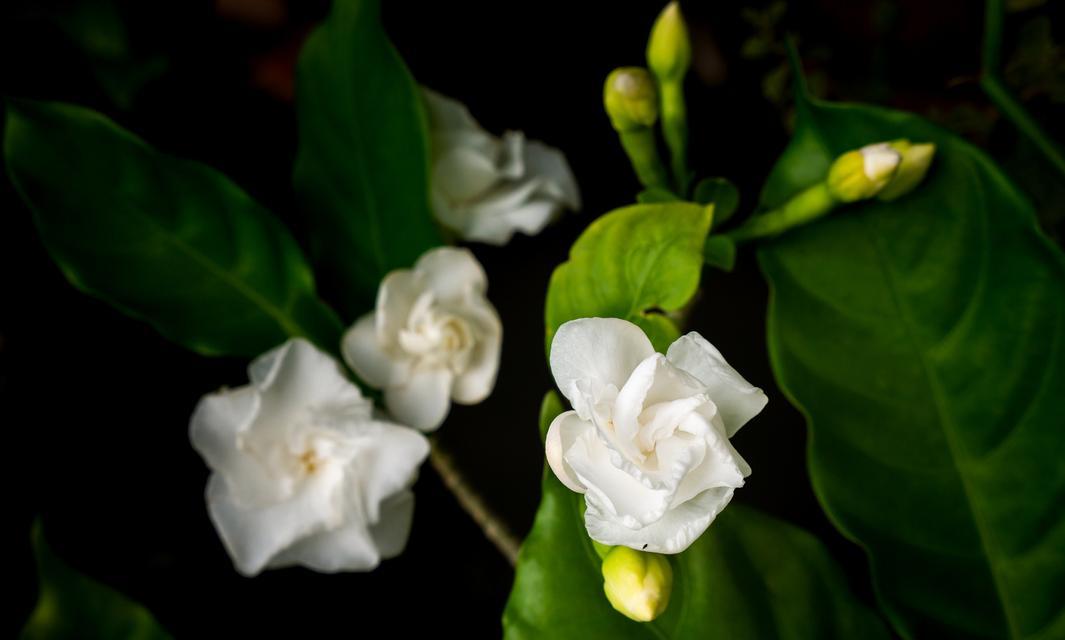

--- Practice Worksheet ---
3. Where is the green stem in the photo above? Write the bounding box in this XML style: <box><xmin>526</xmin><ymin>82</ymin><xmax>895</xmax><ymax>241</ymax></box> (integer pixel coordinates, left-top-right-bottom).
<box><xmin>619</xmin><ymin>128</ymin><xmax>671</xmax><ymax>190</ymax></box>
<box><xmin>726</xmin><ymin>182</ymin><xmax>838</xmax><ymax>244</ymax></box>
<box><xmin>660</xmin><ymin>80</ymin><xmax>689</xmax><ymax>194</ymax></box>
<box><xmin>981</xmin><ymin>0</ymin><xmax>1065</xmax><ymax>177</ymax></box>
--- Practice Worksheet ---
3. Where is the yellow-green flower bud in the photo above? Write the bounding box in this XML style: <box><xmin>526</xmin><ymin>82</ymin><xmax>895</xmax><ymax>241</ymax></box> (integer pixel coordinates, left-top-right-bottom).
<box><xmin>647</xmin><ymin>2</ymin><xmax>691</xmax><ymax>85</ymax></box>
<box><xmin>604</xmin><ymin>67</ymin><xmax>659</xmax><ymax>132</ymax></box>
<box><xmin>877</xmin><ymin>139</ymin><xmax>936</xmax><ymax>201</ymax></box>
<box><xmin>601</xmin><ymin>546</ymin><xmax>673</xmax><ymax>622</ymax></box>
<box><xmin>827</xmin><ymin>142</ymin><xmax>901</xmax><ymax>203</ymax></box>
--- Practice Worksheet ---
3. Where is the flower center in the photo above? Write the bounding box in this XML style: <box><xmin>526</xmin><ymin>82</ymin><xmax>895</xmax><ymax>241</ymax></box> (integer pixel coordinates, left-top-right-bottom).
<box><xmin>398</xmin><ymin>291</ymin><xmax>475</xmax><ymax>372</ymax></box>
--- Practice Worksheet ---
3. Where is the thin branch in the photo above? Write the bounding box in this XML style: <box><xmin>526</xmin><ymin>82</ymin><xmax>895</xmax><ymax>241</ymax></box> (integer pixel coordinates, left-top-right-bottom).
<box><xmin>428</xmin><ymin>439</ymin><xmax>521</xmax><ymax>566</ymax></box>
<box><xmin>981</xmin><ymin>0</ymin><xmax>1065</xmax><ymax>177</ymax></box>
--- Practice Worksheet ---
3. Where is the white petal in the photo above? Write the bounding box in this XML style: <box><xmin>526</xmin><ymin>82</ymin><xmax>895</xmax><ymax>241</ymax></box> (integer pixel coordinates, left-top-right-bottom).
<box><xmin>586</xmin><ymin>486</ymin><xmax>737</xmax><ymax>555</ymax></box>
<box><xmin>567</xmin><ymin>428</ymin><xmax>673</xmax><ymax>528</ymax></box>
<box><xmin>524</xmin><ymin>140</ymin><xmax>581</xmax><ymax>210</ymax></box>
<box><xmin>253</xmin><ymin>339</ymin><xmax>370</xmax><ymax>434</ymax></box>
<box><xmin>205</xmin><ymin>468</ymin><xmax>345</xmax><ymax>576</ymax></box>
<box><xmin>498</xmin><ymin>130</ymin><xmax>526</xmax><ymax>179</ymax></box>
<box><xmin>451</xmin><ymin>298</ymin><xmax>502</xmax><ymax>404</ymax></box>
<box><xmin>422</xmin><ymin>87</ymin><xmax>480</xmax><ymax>133</ymax></box>
<box><xmin>369</xmin><ymin>490</ymin><xmax>417</xmax><ymax>560</ymax></box>
<box><xmin>342</xmin><ymin>313</ymin><xmax>407</xmax><ymax>389</ymax></box>
<box><xmin>385</xmin><ymin>368</ymin><xmax>453</xmax><ymax>432</ymax></box>
<box><xmin>550</xmin><ymin>318</ymin><xmax>655</xmax><ymax>412</ymax></box>
<box><xmin>433</xmin><ymin>146</ymin><xmax>499</xmax><ymax>202</ymax></box>
<box><xmin>266</xmin><ymin>509</ymin><xmax>379</xmax><ymax>573</ymax></box>
<box><xmin>189</xmin><ymin>386</ymin><xmax>279</xmax><ymax>506</ymax></box>
<box><xmin>666</xmin><ymin>332</ymin><xmax>768</xmax><ymax>437</ymax></box>
<box><xmin>353</xmin><ymin>421</ymin><xmax>430</xmax><ymax>521</ymax></box>
<box><xmin>501</xmin><ymin>198</ymin><xmax>558</xmax><ymax>235</ymax></box>
<box><xmin>544</xmin><ymin>410</ymin><xmax>591</xmax><ymax>492</ymax></box>
<box><xmin>377</xmin><ymin>270</ymin><xmax>422</xmax><ymax>341</ymax></box>
<box><xmin>414</xmin><ymin>246</ymin><xmax>487</xmax><ymax>301</ymax></box>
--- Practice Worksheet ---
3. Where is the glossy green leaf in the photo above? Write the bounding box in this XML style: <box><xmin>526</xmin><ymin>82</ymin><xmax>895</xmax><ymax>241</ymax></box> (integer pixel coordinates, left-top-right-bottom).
<box><xmin>294</xmin><ymin>0</ymin><xmax>443</xmax><ymax>317</ymax></box>
<box><xmin>693</xmin><ymin>177</ymin><xmax>740</xmax><ymax>224</ymax></box>
<box><xmin>503</xmin><ymin>391</ymin><xmax>890</xmax><ymax>640</ymax></box>
<box><xmin>22</xmin><ymin>523</ymin><xmax>171</xmax><ymax>640</ymax></box>
<box><xmin>4</xmin><ymin>101</ymin><xmax>343</xmax><ymax>357</ymax></box>
<box><xmin>544</xmin><ymin>202</ymin><xmax>712</xmax><ymax>353</ymax></box>
<box><xmin>757</xmin><ymin>86</ymin><xmax>1065</xmax><ymax>637</ymax></box>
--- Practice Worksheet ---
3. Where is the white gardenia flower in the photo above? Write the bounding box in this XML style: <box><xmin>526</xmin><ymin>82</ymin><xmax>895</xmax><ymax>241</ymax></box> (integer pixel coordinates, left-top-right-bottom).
<box><xmin>423</xmin><ymin>88</ymin><xmax>581</xmax><ymax>246</ymax></box>
<box><xmin>546</xmin><ymin>318</ymin><xmax>768</xmax><ymax>554</ymax></box>
<box><xmin>189</xmin><ymin>338</ymin><xmax>430</xmax><ymax>576</ymax></box>
<box><xmin>342</xmin><ymin>246</ymin><xmax>502</xmax><ymax>432</ymax></box>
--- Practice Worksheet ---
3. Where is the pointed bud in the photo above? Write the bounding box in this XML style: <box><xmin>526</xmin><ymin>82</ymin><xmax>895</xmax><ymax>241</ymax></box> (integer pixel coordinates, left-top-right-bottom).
<box><xmin>601</xmin><ymin>546</ymin><xmax>673</xmax><ymax>622</ymax></box>
<box><xmin>877</xmin><ymin>140</ymin><xmax>936</xmax><ymax>201</ymax></box>
<box><xmin>604</xmin><ymin>67</ymin><xmax>659</xmax><ymax>132</ymax></box>
<box><xmin>827</xmin><ymin>142</ymin><xmax>901</xmax><ymax>203</ymax></box>
<box><xmin>647</xmin><ymin>2</ymin><xmax>691</xmax><ymax>85</ymax></box>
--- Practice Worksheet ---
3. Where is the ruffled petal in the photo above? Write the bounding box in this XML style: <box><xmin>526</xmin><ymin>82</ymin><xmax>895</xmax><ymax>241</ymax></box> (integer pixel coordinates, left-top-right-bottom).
<box><xmin>544</xmin><ymin>410</ymin><xmax>592</xmax><ymax>492</ymax></box>
<box><xmin>550</xmin><ymin>318</ymin><xmax>655</xmax><ymax>413</ymax></box>
<box><xmin>666</xmin><ymin>332</ymin><xmax>768</xmax><ymax>437</ymax></box>
<box><xmin>450</xmin><ymin>298</ymin><xmax>502</xmax><ymax>404</ymax></box>
<box><xmin>585</xmin><ymin>485</ymin><xmax>737</xmax><ymax>555</ymax></box>
<box><xmin>342</xmin><ymin>314</ymin><xmax>407</xmax><ymax>389</ymax></box>
<box><xmin>524</xmin><ymin>140</ymin><xmax>581</xmax><ymax>210</ymax></box>
<box><xmin>385</xmin><ymin>367</ymin><xmax>453</xmax><ymax>432</ymax></box>
<box><xmin>415</xmin><ymin>246</ymin><xmax>488</xmax><ymax>302</ymax></box>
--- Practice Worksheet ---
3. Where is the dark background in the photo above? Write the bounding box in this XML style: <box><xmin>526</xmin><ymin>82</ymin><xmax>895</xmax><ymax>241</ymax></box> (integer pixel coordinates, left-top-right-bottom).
<box><xmin>2</xmin><ymin>0</ymin><xmax>1061</xmax><ymax>636</ymax></box>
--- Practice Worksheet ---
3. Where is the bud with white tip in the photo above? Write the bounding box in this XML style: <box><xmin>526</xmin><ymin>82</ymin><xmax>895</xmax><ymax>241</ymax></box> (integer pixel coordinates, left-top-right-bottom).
<box><xmin>827</xmin><ymin>142</ymin><xmax>901</xmax><ymax>203</ymax></box>
<box><xmin>604</xmin><ymin>67</ymin><xmax>659</xmax><ymax>133</ymax></box>
<box><xmin>646</xmin><ymin>2</ymin><xmax>691</xmax><ymax>85</ymax></box>
<box><xmin>878</xmin><ymin>139</ymin><xmax>936</xmax><ymax>201</ymax></box>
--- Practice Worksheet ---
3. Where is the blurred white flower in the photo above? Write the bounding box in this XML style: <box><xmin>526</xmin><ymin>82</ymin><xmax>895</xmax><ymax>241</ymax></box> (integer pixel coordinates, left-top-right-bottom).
<box><xmin>189</xmin><ymin>338</ymin><xmax>429</xmax><ymax>576</ymax></box>
<box><xmin>423</xmin><ymin>88</ymin><xmax>580</xmax><ymax>246</ymax></box>
<box><xmin>342</xmin><ymin>247</ymin><xmax>502</xmax><ymax>432</ymax></box>
<box><xmin>546</xmin><ymin>318</ymin><xmax>767</xmax><ymax>554</ymax></box>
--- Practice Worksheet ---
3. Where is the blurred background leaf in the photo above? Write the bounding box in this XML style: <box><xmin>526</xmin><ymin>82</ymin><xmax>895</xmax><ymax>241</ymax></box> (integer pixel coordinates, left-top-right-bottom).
<box><xmin>503</xmin><ymin>391</ymin><xmax>890</xmax><ymax>640</ymax></box>
<box><xmin>756</xmin><ymin>78</ymin><xmax>1065</xmax><ymax>639</ymax></box>
<box><xmin>4</xmin><ymin>100</ymin><xmax>343</xmax><ymax>357</ymax></box>
<box><xmin>293</xmin><ymin>0</ymin><xmax>443</xmax><ymax>319</ymax></box>
<box><xmin>22</xmin><ymin>522</ymin><xmax>171</xmax><ymax>640</ymax></box>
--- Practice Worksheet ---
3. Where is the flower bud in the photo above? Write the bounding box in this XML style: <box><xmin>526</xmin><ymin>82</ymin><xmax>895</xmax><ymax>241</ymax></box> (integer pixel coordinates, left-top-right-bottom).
<box><xmin>604</xmin><ymin>67</ymin><xmax>659</xmax><ymax>133</ymax></box>
<box><xmin>647</xmin><ymin>2</ymin><xmax>691</xmax><ymax>85</ymax></box>
<box><xmin>877</xmin><ymin>140</ymin><xmax>936</xmax><ymax>201</ymax></box>
<box><xmin>826</xmin><ymin>142</ymin><xmax>901</xmax><ymax>203</ymax></box>
<box><xmin>601</xmin><ymin>546</ymin><xmax>673</xmax><ymax>622</ymax></box>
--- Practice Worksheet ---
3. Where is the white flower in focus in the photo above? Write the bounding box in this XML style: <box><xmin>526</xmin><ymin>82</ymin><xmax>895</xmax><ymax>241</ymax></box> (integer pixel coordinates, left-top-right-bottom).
<box><xmin>189</xmin><ymin>338</ymin><xmax>429</xmax><ymax>576</ymax></box>
<box><xmin>342</xmin><ymin>247</ymin><xmax>502</xmax><ymax>432</ymax></box>
<box><xmin>546</xmin><ymin>318</ymin><xmax>767</xmax><ymax>554</ymax></box>
<box><xmin>423</xmin><ymin>88</ymin><xmax>580</xmax><ymax>246</ymax></box>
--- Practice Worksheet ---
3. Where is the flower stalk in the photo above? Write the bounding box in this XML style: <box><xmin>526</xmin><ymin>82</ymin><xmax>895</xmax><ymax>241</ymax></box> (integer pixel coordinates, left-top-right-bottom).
<box><xmin>647</xmin><ymin>2</ymin><xmax>692</xmax><ymax>194</ymax></box>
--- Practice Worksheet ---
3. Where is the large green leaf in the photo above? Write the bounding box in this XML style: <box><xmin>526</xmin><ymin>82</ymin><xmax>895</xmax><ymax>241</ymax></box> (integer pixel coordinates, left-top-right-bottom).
<box><xmin>545</xmin><ymin>202</ymin><xmax>712</xmax><ymax>353</ymax></box>
<box><xmin>4</xmin><ymin>100</ymin><xmax>343</xmax><ymax>357</ymax></box>
<box><xmin>757</xmin><ymin>86</ymin><xmax>1065</xmax><ymax>637</ymax></box>
<box><xmin>294</xmin><ymin>0</ymin><xmax>443</xmax><ymax>317</ymax></box>
<box><xmin>503</xmin><ymin>392</ymin><xmax>890</xmax><ymax>640</ymax></box>
<box><xmin>22</xmin><ymin>523</ymin><xmax>171</xmax><ymax>640</ymax></box>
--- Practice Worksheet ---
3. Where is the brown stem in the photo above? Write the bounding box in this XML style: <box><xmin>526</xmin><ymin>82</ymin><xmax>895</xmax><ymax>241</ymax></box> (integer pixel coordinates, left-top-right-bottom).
<box><xmin>428</xmin><ymin>439</ymin><xmax>521</xmax><ymax>566</ymax></box>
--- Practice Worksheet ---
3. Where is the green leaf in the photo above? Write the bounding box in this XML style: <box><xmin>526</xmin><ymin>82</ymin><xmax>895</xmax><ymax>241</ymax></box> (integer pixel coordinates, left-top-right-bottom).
<box><xmin>294</xmin><ymin>0</ymin><xmax>443</xmax><ymax>317</ymax></box>
<box><xmin>757</xmin><ymin>88</ymin><xmax>1065</xmax><ymax>637</ymax></box>
<box><xmin>22</xmin><ymin>523</ymin><xmax>171</xmax><ymax>640</ymax></box>
<box><xmin>635</xmin><ymin>187</ymin><xmax>681</xmax><ymax>204</ymax></box>
<box><xmin>544</xmin><ymin>202</ymin><xmax>712</xmax><ymax>353</ymax></box>
<box><xmin>504</xmin><ymin>392</ymin><xmax>890</xmax><ymax>640</ymax></box>
<box><xmin>693</xmin><ymin>177</ymin><xmax>740</xmax><ymax>224</ymax></box>
<box><xmin>4</xmin><ymin>100</ymin><xmax>343</xmax><ymax>357</ymax></box>
<box><xmin>703</xmin><ymin>234</ymin><xmax>736</xmax><ymax>272</ymax></box>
